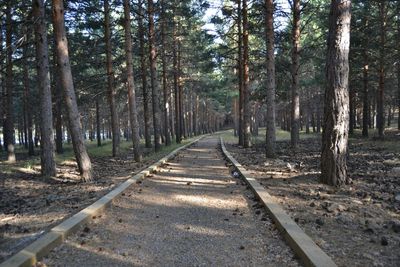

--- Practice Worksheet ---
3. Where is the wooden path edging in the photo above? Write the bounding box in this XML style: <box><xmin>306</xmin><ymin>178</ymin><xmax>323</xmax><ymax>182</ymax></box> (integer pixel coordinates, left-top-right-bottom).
<box><xmin>220</xmin><ymin>137</ymin><xmax>337</xmax><ymax>267</ymax></box>
<box><xmin>0</xmin><ymin>136</ymin><xmax>204</xmax><ymax>267</ymax></box>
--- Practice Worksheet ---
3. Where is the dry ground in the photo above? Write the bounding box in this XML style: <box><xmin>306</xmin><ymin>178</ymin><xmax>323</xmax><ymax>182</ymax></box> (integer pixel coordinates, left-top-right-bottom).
<box><xmin>0</xmin><ymin>140</ymin><xmax>191</xmax><ymax>262</ymax></box>
<box><xmin>225</xmin><ymin>129</ymin><xmax>400</xmax><ymax>267</ymax></box>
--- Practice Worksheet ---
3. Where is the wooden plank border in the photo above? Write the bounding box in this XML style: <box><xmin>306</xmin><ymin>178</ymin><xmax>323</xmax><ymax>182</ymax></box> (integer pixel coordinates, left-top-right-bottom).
<box><xmin>1</xmin><ymin>136</ymin><xmax>204</xmax><ymax>267</ymax></box>
<box><xmin>220</xmin><ymin>137</ymin><xmax>337</xmax><ymax>267</ymax></box>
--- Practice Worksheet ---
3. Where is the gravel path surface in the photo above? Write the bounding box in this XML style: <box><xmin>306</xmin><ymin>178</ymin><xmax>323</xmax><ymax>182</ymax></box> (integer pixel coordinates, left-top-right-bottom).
<box><xmin>42</xmin><ymin>136</ymin><xmax>299</xmax><ymax>266</ymax></box>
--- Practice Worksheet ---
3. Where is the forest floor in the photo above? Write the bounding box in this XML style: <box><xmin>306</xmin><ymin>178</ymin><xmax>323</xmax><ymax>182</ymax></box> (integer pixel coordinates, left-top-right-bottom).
<box><xmin>223</xmin><ymin>128</ymin><xmax>400</xmax><ymax>267</ymax></box>
<box><xmin>42</xmin><ymin>136</ymin><xmax>298</xmax><ymax>266</ymax></box>
<box><xmin>0</xmin><ymin>138</ymin><xmax>194</xmax><ymax>262</ymax></box>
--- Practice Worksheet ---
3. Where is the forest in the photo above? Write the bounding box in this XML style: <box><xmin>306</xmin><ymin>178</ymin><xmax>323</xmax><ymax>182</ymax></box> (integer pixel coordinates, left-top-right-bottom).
<box><xmin>0</xmin><ymin>0</ymin><xmax>399</xmax><ymax>266</ymax></box>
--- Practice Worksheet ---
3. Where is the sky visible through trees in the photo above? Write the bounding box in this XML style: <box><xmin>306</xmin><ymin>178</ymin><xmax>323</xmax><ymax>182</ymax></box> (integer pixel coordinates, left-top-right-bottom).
<box><xmin>0</xmin><ymin>0</ymin><xmax>400</xmax><ymax>265</ymax></box>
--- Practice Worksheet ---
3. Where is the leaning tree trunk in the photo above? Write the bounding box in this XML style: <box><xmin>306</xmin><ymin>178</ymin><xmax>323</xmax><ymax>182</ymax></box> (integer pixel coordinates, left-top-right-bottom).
<box><xmin>377</xmin><ymin>1</ymin><xmax>386</xmax><ymax>138</ymax></box>
<box><xmin>5</xmin><ymin>1</ymin><xmax>15</xmax><ymax>162</ymax></box>
<box><xmin>123</xmin><ymin>0</ymin><xmax>141</xmax><ymax>162</ymax></box>
<box><xmin>52</xmin><ymin>0</ymin><xmax>92</xmax><ymax>181</ymax></box>
<box><xmin>33</xmin><ymin>0</ymin><xmax>56</xmax><ymax>177</ymax></box>
<box><xmin>161</xmin><ymin>0</ymin><xmax>171</xmax><ymax>146</ymax></box>
<box><xmin>265</xmin><ymin>0</ymin><xmax>276</xmax><ymax>158</ymax></box>
<box><xmin>242</xmin><ymin>0</ymin><xmax>251</xmax><ymax>148</ymax></box>
<box><xmin>291</xmin><ymin>0</ymin><xmax>300</xmax><ymax>149</ymax></box>
<box><xmin>138</xmin><ymin>0</ymin><xmax>152</xmax><ymax>148</ymax></box>
<box><xmin>148</xmin><ymin>0</ymin><xmax>162</xmax><ymax>151</ymax></box>
<box><xmin>320</xmin><ymin>0</ymin><xmax>351</xmax><ymax>186</ymax></box>
<box><xmin>104</xmin><ymin>0</ymin><xmax>120</xmax><ymax>156</ymax></box>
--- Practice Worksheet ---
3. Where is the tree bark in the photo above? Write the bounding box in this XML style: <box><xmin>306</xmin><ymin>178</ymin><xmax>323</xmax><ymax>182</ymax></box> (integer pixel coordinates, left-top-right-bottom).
<box><xmin>53</xmin><ymin>43</ymin><xmax>63</xmax><ymax>154</ymax></box>
<box><xmin>161</xmin><ymin>0</ymin><xmax>171</xmax><ymax>146</ymax></box>
<box><xmin>96</xmin><ymin>99</ymin><xmax>101</xmax><ymax>147</ymax></box>
<box><xmin>33</xmin><ymin>0</ymin><xmax>56</xmax><ymax>177</ymax></box>
<box><xmin>104</xmin><ymin>0</ymin><xmax>120</xmax><ymax>156</ymax></box>
<box><xmin>123</xmin><ymin>0</ymin><xmax>142</xmax><ymax>162</ymax></box>
<box><xmin>242</xmin><ymin>0</ymin><xmax>251</xmax><ymax>148</ymax></box>
<box><xmin>349</xmin><ymin>85</ymin><xmax>355</xmax><ymax>135</ymax></box>
<box><xmin>138</xmin><ymin>0</ymin><xmax>152</xmax><ymax>148</ymax></box>
<box><xmin>398</xmin><ymin>2</ymin><xmax>400</xmax><ymax>130</ymax></box>
<box><xmin>320</xmin><ymin>0</ymin><xmax>351</xmax><ymax>186</ymax></box>
<box><xmin>23</xmin><ymin>28</ymin><xmax>35</xmax><ymax>156</ymax></box>
<box><xmin>362</xmin><ymin>6</ymin><xmax>369</xmax><ymax>137</ymax></box>
<box><xmin>178</xmin><ymin>38</ymin><xmax>185</xmax><ymax>139</ymax></box>
<box><xmin>148</xmin><ymin>0</ymin><xmax>162</xmax><ymax>151</ymax></box>
<box><xmin>377</xmin><ymin>1</ymin><xmax>386</xmax><ymax>138</ymax></box>
<box><xmin>173</xmin><ymin>12</ymin><xmax>181</xmax><ymax>143</ymax></box>
<box><xmin>5</xmin><ymin>1</ymin><xmax>15</xmax><ymax>162</ymax></box>
<box><xmin>237</xmin><ymin>0</ymin><xmax>244</xmax><ymax>146</ymax></box>
<box><xmin>52</xmin><ymin>0</ymin><xmax>92</xmax><ymax>181</ymax></box>
<box><xmin>265</xmin><ymin>0</ymin><xmax>276</xmax><ymax>157</ymax></box>
<box><xmin>291</xmin><ymin>0</ymin><xmax>300</xmax><ymax>149</ymax></box>
<box><xmin>0</xmin><ymin>20</ymin><xmax>3</xmax><ymax>152</ymax></box>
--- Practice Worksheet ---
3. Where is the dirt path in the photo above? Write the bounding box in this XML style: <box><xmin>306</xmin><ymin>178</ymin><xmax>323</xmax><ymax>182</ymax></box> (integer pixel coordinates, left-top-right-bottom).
<box><xmin>42</xmin><ymin>136</ymin><xmax>299</xmax><ymax>266</ymax></box>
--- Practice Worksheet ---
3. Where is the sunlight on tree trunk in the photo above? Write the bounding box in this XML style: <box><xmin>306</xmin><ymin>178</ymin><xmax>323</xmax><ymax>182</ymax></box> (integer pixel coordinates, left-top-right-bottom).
<box><xmin>104</xmin><ymin>0</ymin><xmax>120</xmax><ymax>157</ymax></box>
<box><xmin>52</xmin><ymin>0</ymin><xmax>92</xmax><ymax>182</ymax></box>
<box><xmin>265</xmin><ymin>0</ymin><xmax>276</xmax><ymax>158</ymax></box>
<box><xmin>33</xmin><ymin>0</ymin><xmax>56</xmax><ymax>177</ymax></box>
<box><xmin>123</xmin><ymin>0</ymin><xmax>142</xmax><ymax>162</ymax></box>
<box><xmin>148</xmin><ymin>0</ymin><xmax>162</xmax><ymax>152</ymax></box>
<box><xmin>242</xmin><ymin>0</ymin><xmax>251</xmax><ymax>148</ymax></box>
<box><xmin>321</xmin><ymin>0</ymin><xmax>351</xmax><ymax>186</ymax></box>
<box><xmin>291</xmin><ymin>0</ymin><xmax>300</xmax><ymax>149</ymax></box>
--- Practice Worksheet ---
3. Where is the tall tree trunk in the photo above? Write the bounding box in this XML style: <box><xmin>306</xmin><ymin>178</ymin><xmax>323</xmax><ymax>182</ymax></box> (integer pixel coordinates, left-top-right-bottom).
<box><xmin>173</xmin><ymin>13</ymin><xmax>181</xmax><ymax>143</ymax></box>
<box><xmin>23</xmin><ymin>29</ymin><xmax>35</xmax><ymax>156</ymax></box>
<box><xmin>362</xmin><ymin>8</ymin><xmax>369</xmax><ymax>137</ymax></box>
<box><xmin>349</xmin><ymin>85</ymin><xmax>355</xmax><ymax>135</ymax></box>
<box><xmin>161</xmin><ymin>0</ymin><xmax>171</xmax><ymax>146</ymax></box>
<box><xmin>242</xmin><ymin>0</ymin><xmax>251</xmax><ymax>148</ymax></box>
<box><xmin>52</xmin><ymin>0</ymin><xmax>92</xmax><ymax>181</ymax></box>
<box><xmin>305</xmin><ymin>101</ymin><xmax>310</xmax><ymax>134</ymax></box>
<box><xmin>178</xmin><ymin>35</ymin><xmax>185</xmax><ymax>139</ymax></box>
<box><xmin>0</xmin><ymin>21</ymin><xmax>3</xmax><ymax>152</ymax></box>
<box><xmin>5</xmin><ymin>1</ymin><xmax>15</xmax><ymax>162</ymax></box>
<box><xmin>104</xmin><ymin>0</ymin><xmax>120</xmax><ymax>156</ymax></box>
<box><xmin>237</xmin><ymin>0</ymin><xmax>244</xmax><ymax>146</ymax></box>
<box><xmin>96</xmin><ymin>98</ymin><xmax>101</xmax><ymax>147</ymax></box>
<box><xmin>123</xmin><ymin>0</ymin><xmax>142</xmax><ymax>162</ymax></box>
<box><xmin>397</xmin><ymin>2</ymin><xmax>400</xmax><ymax>130</ymax></box>
<box><xmin>53</xmin><ymin>43</ymin><xmax>63</xmax><ymax>154</ymax></box>
<box><xmin>291</xmin><ymin>0</ymin><xmax>300</xmax><ymax>149</ymax></box>
<box><xmin>22</xmin><ymin>58</ymin><xmax>28</xmax><ymax>149</ymax></box>
<box><xmin>320</xmin><ymin>0</ymin><xmax>351</xmax><ymax>186</ymax></box>
<box><xmin>33</xmin><ymin>0</ymin><xmax>56</xmax><ymax>177</ymax></box>
<box><xmin>377</xmin><ymin>1</ymin><xmax>386</xmax><ymax>138</ymax></box>
<box><xmin>169</xmin><ymin>85</ymin><xmax>175</xmax><ymax>139</ymax></box>
<box><xmin>138</xmin><ymin>0</ymin><xmax>152</xmax><ymax>148</ymax></box>
<box><xmin>265</xmin><ymin>0</ymin><xmax>276</xmax><ymax>157</ymax></box>
<box><xmin>148</xmin><ymin>0</ymin><xmax>162</xmax><ymax>151</ymax></box>
<box><xmin>194</xmin><ymin>94</ymin><xmax>199</xmax><ymax>136</ymax></box>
